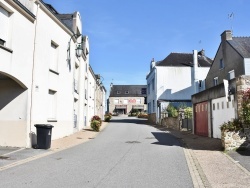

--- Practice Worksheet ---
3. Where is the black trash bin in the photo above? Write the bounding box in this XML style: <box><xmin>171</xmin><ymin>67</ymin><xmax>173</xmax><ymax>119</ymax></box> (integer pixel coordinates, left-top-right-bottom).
<box><xmin>35</xmin><ymin>124</ymin><xmax>54</xmax><ymax>149</ymax></box>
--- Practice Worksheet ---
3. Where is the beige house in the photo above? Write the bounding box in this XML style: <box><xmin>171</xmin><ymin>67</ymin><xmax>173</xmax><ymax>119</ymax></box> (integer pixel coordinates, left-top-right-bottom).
<box><xmin>108</xmin><ymin>85</ymin><xmax>147</xmax><ymax>115</ymax></box>
<box><xmin>0</xmin><ymin>0</ymin><xmax>92</xmax><ymax>147</ymax></box>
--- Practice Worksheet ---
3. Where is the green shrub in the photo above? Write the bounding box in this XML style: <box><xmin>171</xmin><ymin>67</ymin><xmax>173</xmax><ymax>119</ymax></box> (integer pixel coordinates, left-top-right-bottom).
<box><xmin>137</xmin><ymin>113</ymin><xmax>148</xmax><ymax>119</ymax></box>
<box><xmin>184</xmin><ymin>107</ymin><xmax>193</xmax><ymax>119</ymax></box>
<box><xmin>91</xmin><ymin>115</ymin><xmax>102</xmax><ymax>125</ymax></box>
<box><xmin>104</xmin><ymin>115</ymin><xmax>111</xmax><ymax>122</ymax></box>
<box><xmin>91</xmin><ymin>120</ymin><xmax>101</xmax><ymax>132</ymax></box>
<box><xmin>220</xmin><ymin>119</ymin><xmax>242</xmax><ymax>131</ymax></box>
<box><xmin>167</xmin><ymin>104</ymin><xmax>178</xmax><ymax>117</ymax></box>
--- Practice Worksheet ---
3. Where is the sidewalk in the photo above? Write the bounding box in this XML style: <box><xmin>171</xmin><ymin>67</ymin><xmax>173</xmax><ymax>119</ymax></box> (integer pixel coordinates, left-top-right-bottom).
<box><xmin>51</xmin><ymin>122</ymin><xmax>108</xmax><ymax>151</ymax></box>
<box><xmin>160</xmin><ymin>127</ymin><xmax>250</xmax><ymax>188</ymax></box>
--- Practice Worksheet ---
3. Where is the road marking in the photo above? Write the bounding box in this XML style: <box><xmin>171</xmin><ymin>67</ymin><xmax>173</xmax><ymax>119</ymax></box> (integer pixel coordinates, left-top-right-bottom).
<box><xmin>1</xmin><ymin>148</ymin><xmax>25</xmax><ymax>156</ymax></box>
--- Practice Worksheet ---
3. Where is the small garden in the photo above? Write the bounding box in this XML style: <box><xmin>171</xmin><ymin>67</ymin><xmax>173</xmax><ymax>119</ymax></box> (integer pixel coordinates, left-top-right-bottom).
<box><xmin>220</xmin><ymin>88</ymin><xmax>250</xmax><ymax>151</ymax></box>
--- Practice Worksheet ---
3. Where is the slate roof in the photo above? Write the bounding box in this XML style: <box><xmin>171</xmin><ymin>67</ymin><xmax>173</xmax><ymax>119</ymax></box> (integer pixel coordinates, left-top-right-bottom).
<box><xmin>156</xmin><ymin>52</ymin><xmax>212</xmax><ymax>67</ymax></box>
<box><xmin>228</xmin><ymin>37</ymin><xmax>250</xmax><ymax>58</ymax></box>
<box><xmin>109</xmin><ymin>85</ymin><xmax>147</xmax><ymax>97</ymax></box>
<box><xmin>43</xmin><ymin>2</ymin><xmax>74</xmax><ymax>32</ymax></box>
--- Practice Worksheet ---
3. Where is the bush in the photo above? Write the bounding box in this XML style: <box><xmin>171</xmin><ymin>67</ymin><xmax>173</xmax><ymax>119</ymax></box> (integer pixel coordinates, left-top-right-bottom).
<box><xmin>91</xmin><ymin>115</ymin><xmax>102</xmax><ymax>125</ymax></box>
<box><xmin>166</xmin><ymin>104</ymin><xmax>178</xmax><ymax>117</ymax></box>
<box><xmin>137</xmin><ymin>113</ymin><xmax>148</xmax><ymax>119</ymax></box>
<box><xmin>184</xmin><ymin>107</ymin><xmax>193</xmax><ymax>119</ymax></box>
<box><xmin>91</xmin><ymin>120</ymin><xmax>101</xmax><ymax>132</ymax></box>
<box><xmin>104</xmin><ymin>114</ymin><xmax>112</xmax><ymax>122</ymax></box>
<box><xmin>220</xmin><ymin>119</ymin><xmax>243</xmax><ymax>131</ymax></box>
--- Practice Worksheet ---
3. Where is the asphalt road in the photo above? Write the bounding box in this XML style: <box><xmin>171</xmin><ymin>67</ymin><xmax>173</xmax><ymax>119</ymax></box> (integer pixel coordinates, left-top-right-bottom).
<box><xmin>0</xmin><ymin>116</ymin><xmax>193</xmax><ymax>188</ymax></box>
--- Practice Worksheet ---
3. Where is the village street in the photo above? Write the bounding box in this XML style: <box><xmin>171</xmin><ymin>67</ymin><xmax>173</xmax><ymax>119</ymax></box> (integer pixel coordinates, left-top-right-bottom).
<box><xmin>0</xmin><ymin>117</ymin><xmax>193</xmax><ymax>188</ymax></box>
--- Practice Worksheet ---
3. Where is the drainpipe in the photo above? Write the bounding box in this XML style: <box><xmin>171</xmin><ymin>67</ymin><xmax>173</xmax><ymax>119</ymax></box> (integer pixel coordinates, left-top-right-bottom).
<box><xmin>193</xmin><ymin>50</ymin><xmax>198</xmax><ymax>94</ymax></box>
<box><xmin>29</xmin><ymin>3</ymin><xmax>39</xmax><ymax>143</ymax></box>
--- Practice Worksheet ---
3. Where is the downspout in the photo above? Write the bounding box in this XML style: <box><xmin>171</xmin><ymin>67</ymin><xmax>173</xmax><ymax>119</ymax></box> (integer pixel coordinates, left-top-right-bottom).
<box><xmin>29</xmin><ymin>3</ymin><xmax>39</xmax><ymax>144</ymax></box>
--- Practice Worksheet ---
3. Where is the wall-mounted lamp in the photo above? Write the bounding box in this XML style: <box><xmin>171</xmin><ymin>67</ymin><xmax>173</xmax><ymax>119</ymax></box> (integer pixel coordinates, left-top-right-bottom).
<box><xmin>67</xmin><ymin>33</ymin><xmax>84</xmax><ymax>68</ymax></box>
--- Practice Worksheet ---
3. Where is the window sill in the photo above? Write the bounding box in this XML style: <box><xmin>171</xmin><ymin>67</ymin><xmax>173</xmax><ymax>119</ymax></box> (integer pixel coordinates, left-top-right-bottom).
<box><xmin>0</xmin><ymin>45</ymin><xmax>13</xmax><ymax>53</ymax></box>
<box><xmin>47</xmin><ymin>119</ymin><xmax>57</xmax><ymax>122</ymax></box>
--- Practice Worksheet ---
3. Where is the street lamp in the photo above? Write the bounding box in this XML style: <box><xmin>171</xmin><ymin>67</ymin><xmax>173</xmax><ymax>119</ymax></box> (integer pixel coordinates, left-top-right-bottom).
<box><xmin>67</xmin><ymin>33</ymin><xmax>84</xmax><ymax>66</ymax></box>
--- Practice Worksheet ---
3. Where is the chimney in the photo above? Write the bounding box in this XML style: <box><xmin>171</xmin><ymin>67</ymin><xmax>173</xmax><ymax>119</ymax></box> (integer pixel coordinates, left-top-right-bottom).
<box><xmin>221</xmin><ymin>30</ymin><xmax>232</xmax><ymax>42</ymax></box>
<box><xmin>193</xmin><ymin>50</ymin><xmax>198</xmax><ymax>93</ymax></box>
<box><xmin>150</xmin><ymin>58</ymin><xmax>156</xmax><ymax>71</ymax></box>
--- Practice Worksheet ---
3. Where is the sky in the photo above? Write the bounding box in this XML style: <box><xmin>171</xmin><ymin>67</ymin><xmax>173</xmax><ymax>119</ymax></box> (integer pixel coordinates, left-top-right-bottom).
<box><xmin>45</xmin><ymin>0</ymin><xmax>250</xmax><ymax>93</ymax></box>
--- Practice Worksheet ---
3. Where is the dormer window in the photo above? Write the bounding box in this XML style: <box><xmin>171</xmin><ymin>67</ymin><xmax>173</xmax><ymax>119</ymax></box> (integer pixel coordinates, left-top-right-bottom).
<box><xmin>117</xmin><ymin>91</ymin><xmax>121</xmax><ymax>94</ymax></box>
<box><xmin>125</xmin><ymin>90</ymin><xmax>129</xmax><ymax>94</ymax></box>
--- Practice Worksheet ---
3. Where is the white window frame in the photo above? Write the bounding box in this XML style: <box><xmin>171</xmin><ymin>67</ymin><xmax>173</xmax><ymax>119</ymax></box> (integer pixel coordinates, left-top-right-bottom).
<box><xmin>228</xmin><ymin>70</ymin><xmax>235</xmax><ymax>80</ymax></box>
<box><xmin>50</xmin><ymin>41</ymin><xmax>59</xmax><ymax>72</ymax></box>
<box><xmin>214</xmin><ymin>77</ymin><xmax>218</xmax><ymax>86</ymax></box>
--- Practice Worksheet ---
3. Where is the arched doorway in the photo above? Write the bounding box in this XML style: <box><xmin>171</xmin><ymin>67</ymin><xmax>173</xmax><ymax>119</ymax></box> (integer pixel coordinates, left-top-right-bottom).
<box><xmin>0</xmin><ymin>72</ymin><xmax>28</xmax><ymax>147</ymax></box>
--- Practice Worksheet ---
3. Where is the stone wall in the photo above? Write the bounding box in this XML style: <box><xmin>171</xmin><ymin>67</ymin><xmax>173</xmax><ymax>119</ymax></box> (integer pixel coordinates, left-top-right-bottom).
<box><xmin>148</xmin><ymin>113</ymin><xmax>156</xmax><ymax>124</ymax></box>
<box><xmin>221</xmin><ymin>128</ymin><xmax>250</xmax><ymax>151</ymax></box>
<box><xmin>161</xmin><ymin>117</ymin><xmax>179</xmax><ymax>130</ymax></box>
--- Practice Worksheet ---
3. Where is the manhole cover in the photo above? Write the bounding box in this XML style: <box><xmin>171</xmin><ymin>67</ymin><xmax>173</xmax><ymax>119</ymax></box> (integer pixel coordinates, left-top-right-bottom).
<box><xmin>0</xmin><ymin>156</ymin><xmax>10</xmax><ymax>160</ymax></box>
<box><xmin>125</xmin><ymin>141</ymin><xmax>141</xmax><ymax>144</ymax></box>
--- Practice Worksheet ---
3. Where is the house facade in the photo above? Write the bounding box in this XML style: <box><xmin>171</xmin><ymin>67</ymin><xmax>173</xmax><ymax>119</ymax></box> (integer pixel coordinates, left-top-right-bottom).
<box><xmin>192</xmin><ymin>30</ymin><xmax>250</xmax><ymax>138</ymax></box>
<box><xmin>0</xmin><ymin>0</ymin><xmax>105</xmax><ymax>147</ymax></box>
<box><xmin>108</xmin><ymin>85</ymin><xmax>147</xmax><ymax>115</ymax></box>
<box><xmin>146</xmin><ymin>51</ymin><xmax>212</xmax><ymax>124</ymax></box>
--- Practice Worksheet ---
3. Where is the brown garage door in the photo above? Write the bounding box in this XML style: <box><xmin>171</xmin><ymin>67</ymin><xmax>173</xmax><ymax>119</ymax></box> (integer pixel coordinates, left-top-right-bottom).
<box><xmin>195</xmin><ymin>102</ymin><xmax>208</xmax><ymax>137</ymax></box>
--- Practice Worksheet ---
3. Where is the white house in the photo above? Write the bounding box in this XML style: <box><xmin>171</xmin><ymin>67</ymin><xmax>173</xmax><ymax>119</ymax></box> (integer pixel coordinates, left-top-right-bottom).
<box><xmin>146</xmin><ymin>50</ymin><xmax>212</xmax><ymax>124</ymax></box>
<box><xmin>0</xmin><ymin>0</ymin><xmax>91</xmax><ymax>147</ymax></box>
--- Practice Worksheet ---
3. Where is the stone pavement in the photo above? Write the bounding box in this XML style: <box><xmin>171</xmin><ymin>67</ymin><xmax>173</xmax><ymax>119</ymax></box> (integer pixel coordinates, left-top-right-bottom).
<box><xmin>157</xmin><ymin>126</ymin><xmax>250</xmax><ymax>188</ymax></box>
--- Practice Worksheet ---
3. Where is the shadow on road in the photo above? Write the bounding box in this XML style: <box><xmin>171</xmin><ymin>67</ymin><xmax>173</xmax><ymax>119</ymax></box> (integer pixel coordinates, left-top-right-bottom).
<box><xmin>109</xmin><ymin>118</ymin><xmax>148</xmax><ymax>125</ymax></box>
<box><xmin>151</xmin><ymin>132</ymin><xmax>181</xmax><ymax>147</ymax></box>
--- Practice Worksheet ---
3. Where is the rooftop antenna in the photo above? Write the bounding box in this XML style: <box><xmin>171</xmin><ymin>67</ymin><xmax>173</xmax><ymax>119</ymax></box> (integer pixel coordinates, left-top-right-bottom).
<box><xmin>228</xmin><ymin>12</ymin><xmax>234</xmax><ymax>35</ymax></box>
<box><xmin>198</xmin><ymin>40</ymin><xmax>202</xmax><ymax>50</ymax></box>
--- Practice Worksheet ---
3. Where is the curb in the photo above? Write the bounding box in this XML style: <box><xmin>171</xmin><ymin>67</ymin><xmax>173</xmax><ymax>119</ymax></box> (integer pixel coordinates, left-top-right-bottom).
<box><xmin>222</xmin><ymin>152</ymin><xmax>250</xmax><ymax>176</ymax></box>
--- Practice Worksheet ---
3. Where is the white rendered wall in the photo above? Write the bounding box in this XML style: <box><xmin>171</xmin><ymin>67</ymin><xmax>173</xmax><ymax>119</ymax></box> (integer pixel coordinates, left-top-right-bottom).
<box><xmin>212</xmin><ymin>95</ymin><xmax>236</xmax><ymax>139</ymax></box>
<box><xmin>0</xmin><ymin>0</ymin><xmax>35</xmax><ymax>147</ymax></box>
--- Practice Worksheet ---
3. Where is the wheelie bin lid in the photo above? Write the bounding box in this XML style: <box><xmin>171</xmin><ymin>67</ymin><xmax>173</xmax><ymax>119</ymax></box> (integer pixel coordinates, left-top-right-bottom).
<box><xmin>34</xmin><ymin>124</ymin><xmax>54</xmax><ymax>129</ymax></box>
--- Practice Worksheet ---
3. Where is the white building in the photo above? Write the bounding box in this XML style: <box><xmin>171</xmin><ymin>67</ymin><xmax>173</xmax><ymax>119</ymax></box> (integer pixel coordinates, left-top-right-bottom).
<box><xmin>146</xmin><ymin>50</ymin><xmax>212</xmax><ymax>124</ymax></box>
<box><xmin>0</xmin><ymin>0</ymin><xmax>91</xmax><ymax>147</ymax></box>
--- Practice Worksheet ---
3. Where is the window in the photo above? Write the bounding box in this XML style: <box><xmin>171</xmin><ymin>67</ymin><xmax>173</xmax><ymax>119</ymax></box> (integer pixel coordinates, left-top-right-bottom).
<box><xmin>125</xmin><ymin>90</ymin><xmax>129</xmax><ymax>94</ymax></box>
<box><xmin>141</xmin><ymin>88</ymin><xmax>147</xmax><ymax>94</ymax></box>
<box><xmin>117</xmin><ymin>91</ymin><xmax>121</xmax><ymax>94</ymax></box>
<box><xmin>214</xmin><ymin>77</ymin><xmax>218</xmax><ymax>86</ymax></box>
<box><xmin>199</xmin><ymin>80</ymin><xmax>202</xmax><ymax>88</ymax></box>
<box><xmin>0</xmin><ymin>6</ymin><xmax>10</xmax><ymax>47</ymax></box>
<box><xmin>219</xmin><ymin>59</ymin><xmax>224</xmax><ymax>69</ymax></box>
<box><xmin>228</xmin><ymin>70</ymin><xmax>235</xmax><ymax>80</ymax></box>
<box><xmin>123</xmin><ymin>99</ymin><xmax>128</xmax><ymax>104</ymax></box>
<box><xmin>74</xmin><ymin>64</ymin><xmax>79</xmax><ymax>93</ymax></box>
<box><xmin>50</xmin><ymin>41</ymin><xmax>59</xmax><ymax>72</ymax></box>
<box><xmin>136</xmin><ymin>99</ymin><xmax>141</xmax><ymax>104</ymax></box>
<box><xmin>147</xmin><ymin>84</ymin><xmax>150</xmax><ymax>94</ymax></box>
<box><xmin>152</xmin><ymin>100</ymin><xmax>155</xmax><ymax>112</ymax></box>
<box><xmin>114</xmin><ymin>99</ymin><xmax>119</xmax><ymax>104</ymax></box>
<box><xmin>48</xmin><ymin>90</ymin><xmax>57</xmax><ymax>120</ymax></box>
<box><xmin>148</xmin><ymin>102</ymin><xmax>151</xmax><ymax>114</ymax></box>
<box><xmin>217</xmin><ymin>103</ymin><xmax>219</xmax><ymax>110</ymax></box>
<box><xmin>152</xmin><ymin>78</ymin><xmax>155</xmax><ymax>91</ymax></box>
<box><xmin>227</xmin><ymin>102</ymin><xmax>229</xmax><ymax>108</ymax></box>
<box><xmin>213</xmin><ymin>103</ymin><xmax>215</xmax><ymax>110</ymax></box>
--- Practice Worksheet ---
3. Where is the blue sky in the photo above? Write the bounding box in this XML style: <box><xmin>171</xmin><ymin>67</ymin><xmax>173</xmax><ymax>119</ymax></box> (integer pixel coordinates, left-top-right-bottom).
<box><xmin>45</xmin><ymin>0</ymin><xmax>250</xmax><ymax>92</ymax></box>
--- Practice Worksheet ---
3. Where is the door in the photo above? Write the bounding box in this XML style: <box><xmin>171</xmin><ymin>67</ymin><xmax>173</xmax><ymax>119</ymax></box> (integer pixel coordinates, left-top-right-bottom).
<box><xmin>195</xmin><ymin>102</ymin><xmax>208</xmax><ymax>137</ymax></box>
